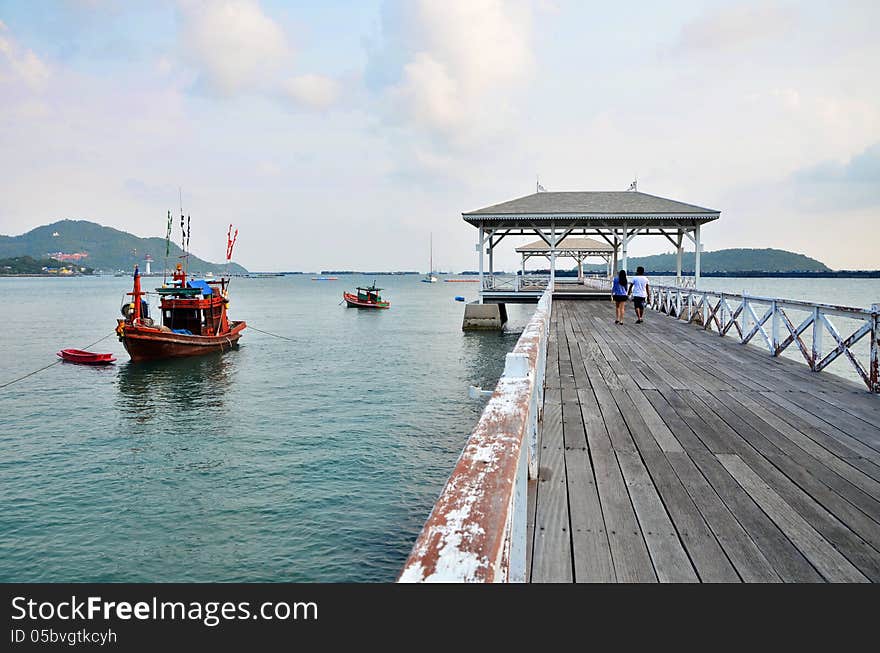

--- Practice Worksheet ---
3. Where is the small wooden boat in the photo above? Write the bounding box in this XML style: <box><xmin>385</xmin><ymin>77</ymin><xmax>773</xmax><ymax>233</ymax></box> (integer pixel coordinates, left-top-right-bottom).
<box><xmin>57</xmin><ymin>349</ymin><xmax>116</xmax><ymax>365</ymax></box>
<box><xmin>343</xmin><ymin>284</ymin><xmax>390</xmax><ymax>309</ymax></box>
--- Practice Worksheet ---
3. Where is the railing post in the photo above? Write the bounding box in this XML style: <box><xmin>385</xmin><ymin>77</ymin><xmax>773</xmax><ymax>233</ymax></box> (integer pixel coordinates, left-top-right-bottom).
<box><xmin>702</xmin><ymin>291</ymin><xmax>708</xmax><ymax>328</ymax></box>
<box><xmin>771</xmin><ymin>300</ymin><xmax>780</xmax><ymax>356</ymax></box>
<box><xmin>811</xmin><ymin>306</ymin><xmax>822</xmax><ymax>372</ymax></box>
<box><xmin>871</xmin><ymin>304</ymin><xmax>879</xmax><ymax>393</ymax></box>
<box><xmin>742</xmin><ymin>295</ymin><xmax>750</xmax><ymax>343</ymax></box>
<box><xmin>508</xmin><ymin>437</ymin><xmax>528</xmax><ymax>582</ymax></box>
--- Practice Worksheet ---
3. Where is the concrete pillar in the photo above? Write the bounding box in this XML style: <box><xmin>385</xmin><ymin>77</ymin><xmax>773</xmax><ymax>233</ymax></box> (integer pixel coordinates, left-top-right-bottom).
<box><xmin>694</xmin><ymin>224</ymin><xmax>702</xmax><ymax>286</ymax></box>
<box><xmin>478</xmin><ymin>224</ymin><xmax>484</xmax><ymax>304</ymax></box>
<box><xmin>462</xmin><ymin>302</ymin><xmax>508</xmax><ymax>331</ymax></box>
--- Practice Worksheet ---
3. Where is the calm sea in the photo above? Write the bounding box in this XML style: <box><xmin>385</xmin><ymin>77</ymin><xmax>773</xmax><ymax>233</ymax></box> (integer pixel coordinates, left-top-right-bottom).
<box><xmin>1</xmin><ymin>274</ymin><xmax>877</xmax><ymax>582</ymax></box>
<box><xmin>0</xmin><ymin>275</ymin><xmax>532</xmax><ymax>582</ymax></box>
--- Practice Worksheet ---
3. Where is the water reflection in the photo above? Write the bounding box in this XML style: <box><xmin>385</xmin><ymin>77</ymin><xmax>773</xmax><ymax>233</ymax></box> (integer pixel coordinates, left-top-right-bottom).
<box><xmin>116</xmin><ymin>353</ymin><xmax>236</xmax><ymax>424</ymax></box>
<box><xmin>461</xmin><ymin>330</ymin><xmax>521</xmax><ymax>390</ymax></box>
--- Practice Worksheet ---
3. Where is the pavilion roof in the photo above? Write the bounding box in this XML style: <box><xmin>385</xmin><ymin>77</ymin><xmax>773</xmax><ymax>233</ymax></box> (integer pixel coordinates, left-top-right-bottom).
<box><xmin>463</xmin><ymin>191</ymin><xmax>720</xmax><ymax>227</ymax></box>
<box><xmin>515</xmin><ymin>236</ymin><xmax>612</xmax><ymax>254</ymax></box>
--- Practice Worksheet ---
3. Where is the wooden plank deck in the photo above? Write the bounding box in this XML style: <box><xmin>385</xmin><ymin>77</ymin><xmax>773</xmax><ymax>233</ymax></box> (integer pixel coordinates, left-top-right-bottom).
<box><xmin>528</xmin><ymin>300</ymin><xmax>880</xmax><ymax>582</ymax></box>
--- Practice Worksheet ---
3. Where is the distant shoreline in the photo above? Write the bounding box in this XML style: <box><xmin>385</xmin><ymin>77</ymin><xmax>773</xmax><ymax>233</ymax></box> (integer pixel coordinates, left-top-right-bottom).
<box><xmin>4</xmin><ymin>270</ymin><xmax>879</xmax><ymax>279</ymax></box>
<box><xmin>524</xmin><ymin>270</ymin><xmax>880</xmax><ymax>279</ymax></box>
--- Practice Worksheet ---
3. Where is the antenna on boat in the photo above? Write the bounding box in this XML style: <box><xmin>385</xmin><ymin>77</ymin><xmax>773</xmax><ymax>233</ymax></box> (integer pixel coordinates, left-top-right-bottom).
<box><xmin>225</xmin><ymin>224</ymin><xmax>238</xmax><ymax>296</ymax></box>
<box><xmin>163</xmin><ymin>209</ymin><xmax>172</xmax><ymax>285</ymax></box>
<box><xmin>178</xmin><ymin>187</ymin><xmax>190</xmax><ymax>281</ymax></box>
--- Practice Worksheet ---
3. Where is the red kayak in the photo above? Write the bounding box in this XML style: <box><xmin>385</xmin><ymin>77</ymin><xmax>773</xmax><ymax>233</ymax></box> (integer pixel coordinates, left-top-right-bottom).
<box><xmin>57</xmin><ymin>349</ymin><xmax>117</xmax><ymax>365</ymax></box>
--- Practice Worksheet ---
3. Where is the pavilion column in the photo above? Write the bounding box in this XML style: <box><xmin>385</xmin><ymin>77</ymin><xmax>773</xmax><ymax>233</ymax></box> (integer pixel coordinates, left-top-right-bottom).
<box><xmin>521</xmin><ymin>255</ymin><xmax>526</xmax><ymax>279</ymax></box>
<box><xmin>612</xmin><ymin>233</ymin><xmax>619</xmax><ymax>276</ymax></box>
<box><xmin>621</xmin><ymin>225</ymin><xmax>629</xmax><ymax>273</ymax></box>
<box><xmin>694</xmin><ymin>224</ymin><xmax>702</xmax><ymax>286</ymax></box>
<box><xmin>549</xmin><ymin>226</ymin><xmax>556</xmax><ymax>290</ymax></box>
<box><xmin>676</xmin><ymin>229</ymin><xmax>683</xmax><ymax>284</ymax></box>
<box><xmin>577</xmin><ymin>255</ymin><xmax>584</xmax><ymax>283</ymax></box>
<box><xmin>488</xmin><ymin>233</ymin><xmax>494</xmax><ymax>277</ymax></box>
<box><xmin>478</xmin><ymin>224</ymin><xmax>485</xmax><ymax>303</ymax></box>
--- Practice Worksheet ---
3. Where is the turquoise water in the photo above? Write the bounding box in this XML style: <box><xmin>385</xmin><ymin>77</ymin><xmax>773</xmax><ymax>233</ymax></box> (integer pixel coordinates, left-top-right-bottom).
<box><xmin>0</xmin><ymin>275</ymin><xmax>533</xmax><ymax>582</ymax></box>
<box><xmin>2</xmin><ymin>275</ymin><xmax>878</xmax><ymax>582</ymax></box>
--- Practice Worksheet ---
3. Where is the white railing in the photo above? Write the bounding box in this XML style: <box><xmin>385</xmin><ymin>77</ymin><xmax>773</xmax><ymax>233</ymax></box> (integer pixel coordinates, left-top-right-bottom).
<box><xmin>520</xmin><ymin>275</ymin><xmax>550</xmax><ymax>290</ymax></box>
<box><xmin>674</xmin><ymin>276</ymin><xmax>697</xmax><ymax>289</ymax></box>
<box><xmin>581</xmin><ymin>276</ymin><xmax>613</xmax><ymax>291</ymax></box>
<box><xmin>483</xmin><ymin>275</ymin><xmax>549</xmax><ymax>292</ymax></box>
<box><xmin>399</xmin><ymin>288</ymin><xmax>552</xmax><ymax>582</ymax></box>
<box><xmin>650</xmin><ymin>284</ymin><xmax>880</xmax><ymax>393</ymax></box>
<box><xmin>482</xmin><ymin>275</ymin><xmax>515</xmax><ymax>291</ymax></box>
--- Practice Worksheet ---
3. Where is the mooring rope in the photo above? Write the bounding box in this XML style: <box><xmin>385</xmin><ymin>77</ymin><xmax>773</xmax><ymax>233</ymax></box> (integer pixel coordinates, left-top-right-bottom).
<box><xmin>0</xmin><ymin>331</ymin><xmax>116</xmax><ymax>391</ymax></box>
<box><xmin>246</xmin><ymin>325</ymin><xmax>295</xmax><ymax>342</ymax></box>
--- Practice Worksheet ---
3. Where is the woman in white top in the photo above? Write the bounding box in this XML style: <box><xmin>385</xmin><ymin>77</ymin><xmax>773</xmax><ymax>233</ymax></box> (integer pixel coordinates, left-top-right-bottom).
<box><xmin>628</xmin><ymin>266</ymin><xmax>650</xmax><ymax>324</ymax></box>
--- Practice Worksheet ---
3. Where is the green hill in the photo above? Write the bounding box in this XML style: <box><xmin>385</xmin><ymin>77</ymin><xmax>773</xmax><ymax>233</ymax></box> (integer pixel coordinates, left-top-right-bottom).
<box><xmin>0</xmin><ymin>219</ymin><xmax>247</xmax><ymax>274</ymax></box>
<box><xmin>583</xmin><ymin>248</ymin><xmax>830</xmax><ymax>274</ymax></box>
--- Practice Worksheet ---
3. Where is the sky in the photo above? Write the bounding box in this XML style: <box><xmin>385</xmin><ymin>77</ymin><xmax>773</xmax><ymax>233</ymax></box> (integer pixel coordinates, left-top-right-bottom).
<box><xmin>0</xmin><ymin>0</ymin><xmax>878</xmax><ymax>272</ymax></box>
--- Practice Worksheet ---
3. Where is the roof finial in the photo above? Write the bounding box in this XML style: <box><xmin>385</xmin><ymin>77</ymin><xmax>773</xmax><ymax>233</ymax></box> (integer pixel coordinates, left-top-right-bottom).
<box><xmin>536</xmin><ymin>175</ymin><xmax>546</xmax><ymax>193</ymax></box>
<box><xmin>627</xmin><ymin>177</ymin><xmax>637</xmax><ymax>192</ymax></box>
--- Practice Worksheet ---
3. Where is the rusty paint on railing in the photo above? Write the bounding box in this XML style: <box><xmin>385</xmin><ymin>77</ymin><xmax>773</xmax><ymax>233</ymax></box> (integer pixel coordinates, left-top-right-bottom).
<box><xmin>398</xmin><ymin>290</ymin><xmax>552</xmax><ymax>582</ymax></box>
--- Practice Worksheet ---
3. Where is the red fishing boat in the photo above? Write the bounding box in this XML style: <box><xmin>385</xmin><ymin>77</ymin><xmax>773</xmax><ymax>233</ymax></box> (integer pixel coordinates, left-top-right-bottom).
<box><xmin>116</xmin><ymin>222</ymin><xmax>246</xmax><ymax>361</ymax></box>
<box><xmin>117</xmin><ymin>264</ymin><xmax>246</xmax><ymax>361</ymax></box>
<box><xmin>57</xmin><ymin>349</ymin><xmax>116</xmax><ymax>365</ymax></box>
<box><xmin>343</xmin><ymin>283</ymin><xmax>390</xmax><ymax>309</ymax></box>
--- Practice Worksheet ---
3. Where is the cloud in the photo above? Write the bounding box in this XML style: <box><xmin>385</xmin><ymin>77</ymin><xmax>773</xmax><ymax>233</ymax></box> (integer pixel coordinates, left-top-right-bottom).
<box><xmin>670</xmin><ymin>3</ymin><xmax>797</xmax><ymax>54</ymax></box>
<box><xmin>282</xmin><ymin>74</ymin><xmax>341</xmax><ymax>111</ymax></box>
<box><xmin>0</xmin><ymin>20</ymin><xmax>50</xmax><ymax>90</ymax></box>
<box><xmin>369</xmin><ymin>0</ymin><xmax>535</xmax><ymax>144</ymax></box>
<box><xmin>175</xmin><ymin>0</ymin><xmax>345</xmax><ymax>113</ymax></box>
<box><xmin>177</xmin><ymin>0</ymin><xmax>291</xmax><ymax>96</ymax></box>
<box><xmin>787</xmin><ymin>142</ymin><xmax>880</xmax><ymax>212</ymax></box>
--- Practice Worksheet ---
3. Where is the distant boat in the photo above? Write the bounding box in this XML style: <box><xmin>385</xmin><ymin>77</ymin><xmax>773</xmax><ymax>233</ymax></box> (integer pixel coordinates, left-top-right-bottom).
<box><xmin>421</xmin><ymin>233</ymin><xmax>438</xmax><ymax>283</ymax></box>
<box><xmin>312</xmin><ymin>276</ymin><xmax>338</xmax><ymax>281</ymax></box>
<box><xmin>444</xmin><ymin>279</ymin><xmax>479</xmax><ymax>283</ymax></box>
<box><xmin>343</xmin><ymin>283</ymin><xmax>390</xmax><ymax>309</ymax></box>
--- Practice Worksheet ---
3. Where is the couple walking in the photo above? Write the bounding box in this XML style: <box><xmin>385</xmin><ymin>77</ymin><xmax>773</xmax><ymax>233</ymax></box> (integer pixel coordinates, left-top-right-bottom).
<box><xmin>611</xmin><ymin>266</ymin><xmax>650</xmax><ymax>325</ymax></box>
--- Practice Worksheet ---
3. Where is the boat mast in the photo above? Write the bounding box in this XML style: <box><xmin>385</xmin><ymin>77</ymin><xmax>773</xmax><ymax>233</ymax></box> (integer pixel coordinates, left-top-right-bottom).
<box><xmin>429</xmin><ymin>232</ymin><xmax>433</xmax><ymax>275</ymax></box>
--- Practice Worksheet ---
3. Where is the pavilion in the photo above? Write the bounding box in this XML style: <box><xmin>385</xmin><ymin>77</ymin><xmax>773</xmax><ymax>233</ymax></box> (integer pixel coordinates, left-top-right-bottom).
<box><xmin>515</xmin><ymin>236</ymin><xmax>613</xmax><ymax>283</ymax></box>
<box><xmin>464</xmin><ymin>190</ymin><xmax>720</xmax><ymax>296</ymax></box>
<box><xmin>460</xmin><ymin>189</ymin><xmax>720</xmax><ymax>328</ymax></box>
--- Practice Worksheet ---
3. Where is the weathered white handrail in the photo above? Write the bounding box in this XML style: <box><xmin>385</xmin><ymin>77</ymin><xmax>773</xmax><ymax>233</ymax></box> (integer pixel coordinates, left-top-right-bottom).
<box><xmin>582</xmin><ymin>276</ymin><xmax>613</xmax><ymax>291</ymax></box>
<box><xmin>484</xmin><ymin>275</ymin><xmax>550</xmax><ymax>291</ymax></box>
<box><xmin>399</xmin><ymin>289</ymin><xmax>552</xmax><ymax>582</ymax></box>
<box><xmin>649</xmin><ymin>284</ymin><xmax>880</xmax><ymax>393</ymax></box>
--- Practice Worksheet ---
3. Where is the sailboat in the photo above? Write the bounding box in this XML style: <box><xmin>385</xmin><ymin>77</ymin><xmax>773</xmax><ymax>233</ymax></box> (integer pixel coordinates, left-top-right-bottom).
<box><xmin>421</xmin><ymin>233</ymin><xmax>438</xmax><ymax>283</ymax></box>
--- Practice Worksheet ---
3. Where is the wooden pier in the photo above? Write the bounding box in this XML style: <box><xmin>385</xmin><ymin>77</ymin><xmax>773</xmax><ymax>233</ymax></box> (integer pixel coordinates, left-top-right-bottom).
<box><xmin>401</xmin><ymin>293</ymin><xmax>880</xmax><ymax>583</ymax></box>
<box><xmin>529</xmin><ymin>300</ymin><xmax>880</xmax><ymax>582</ymax></box>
